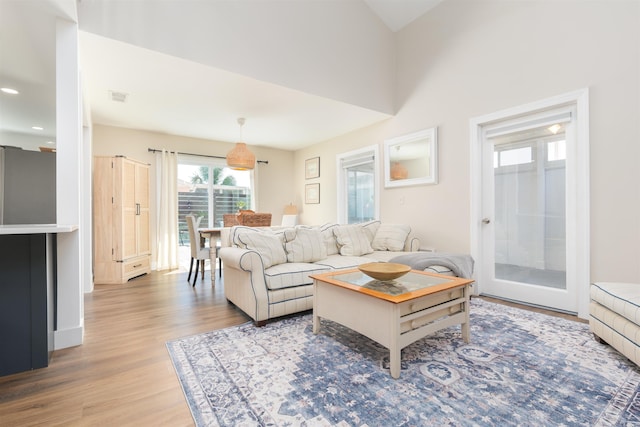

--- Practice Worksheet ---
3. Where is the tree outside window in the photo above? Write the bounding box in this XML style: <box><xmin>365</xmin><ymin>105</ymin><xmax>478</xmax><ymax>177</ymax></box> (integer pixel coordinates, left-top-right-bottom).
<box><xmin>178</xmin><ymin>163</ymin><xmax>252</xmax><ymax>246</ymax></box>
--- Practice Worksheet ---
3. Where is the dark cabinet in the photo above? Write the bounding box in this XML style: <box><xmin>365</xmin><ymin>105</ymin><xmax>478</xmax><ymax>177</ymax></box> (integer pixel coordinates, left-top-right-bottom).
<box><xmin>0</xmin><ymin>234</ymin><xmax>55</xmax><ymax>376</ymax></box>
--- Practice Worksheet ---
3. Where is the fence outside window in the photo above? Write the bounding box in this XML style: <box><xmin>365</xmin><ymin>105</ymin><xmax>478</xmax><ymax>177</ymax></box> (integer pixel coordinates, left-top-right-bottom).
<box><xmin>178</xmin><ymin>184</ymin><xmax>251</xmax><ymax>246</ymax></box>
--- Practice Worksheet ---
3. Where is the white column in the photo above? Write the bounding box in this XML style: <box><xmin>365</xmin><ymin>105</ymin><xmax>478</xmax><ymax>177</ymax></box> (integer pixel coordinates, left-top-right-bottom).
<box><xmin>82</xmin><ymin>124</ymin><xmax>94</xmax><ymax>293</ymax></box>
<box><xmin>55</xmin><ymin>18</ymin><xmax>84</xmax><ymax>349</ymax></box>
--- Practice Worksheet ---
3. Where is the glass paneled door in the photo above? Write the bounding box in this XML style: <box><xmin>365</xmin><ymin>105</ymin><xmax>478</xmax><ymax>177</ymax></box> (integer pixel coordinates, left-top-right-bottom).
<box><xmin>176</xmin><ymin>158</ymin><xmax>253</xmax><ymax>268</ymax></box>
<box><xmin>480</xmin><ymin>108</ymin><xmax>578</xmax><ymax>313</ymax></box>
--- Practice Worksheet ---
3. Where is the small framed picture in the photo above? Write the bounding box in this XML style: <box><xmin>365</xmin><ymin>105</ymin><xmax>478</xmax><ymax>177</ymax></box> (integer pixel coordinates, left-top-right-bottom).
<box><xmin>305</xmin><ymin>183</ymin><xmax>320</xmax><ymax>204</ymax></box>
<box><xmin>305</xmin><ymin>157</ymin><xmax>320</xmax><ymax>179</ymax></box>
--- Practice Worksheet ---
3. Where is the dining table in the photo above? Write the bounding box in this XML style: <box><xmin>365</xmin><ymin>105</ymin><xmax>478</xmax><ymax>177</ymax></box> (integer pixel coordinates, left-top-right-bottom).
<box><xmin>198</xmin><ymin>227</ymin><xmax>224</xmax><ymax>283</ymax></box>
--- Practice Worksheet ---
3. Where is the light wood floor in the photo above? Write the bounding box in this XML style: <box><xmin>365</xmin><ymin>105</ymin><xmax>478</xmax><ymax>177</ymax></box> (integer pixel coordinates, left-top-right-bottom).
<box><xmin>0</xmin><ymin>269</ymin><xmax>583</xmax><ymax>426</ymax></box>
<box><xmin>0</xmin><ymin>269</ymin><xmax>250</xmax><ymax>426</ymax></box>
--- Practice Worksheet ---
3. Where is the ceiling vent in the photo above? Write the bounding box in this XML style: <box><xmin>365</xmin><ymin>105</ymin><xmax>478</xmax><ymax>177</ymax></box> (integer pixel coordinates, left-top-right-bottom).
<box><xmin>109</xmin><ymin>90</ymin><xmax>128</xmax><ymax>103</ymax></box>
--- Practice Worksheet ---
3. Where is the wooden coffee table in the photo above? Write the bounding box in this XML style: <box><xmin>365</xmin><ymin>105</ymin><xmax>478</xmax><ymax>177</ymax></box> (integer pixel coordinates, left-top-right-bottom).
<box><xmin>311</xmin><ymin>268</ymin><xmax>474</xmax><ymax>379</ymax></box>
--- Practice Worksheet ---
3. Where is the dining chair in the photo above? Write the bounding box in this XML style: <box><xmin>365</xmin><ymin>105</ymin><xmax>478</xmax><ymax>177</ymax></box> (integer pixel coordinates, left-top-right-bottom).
<box><xmin>238</xmin><ymin>212</ymin><xmax>272</xmax><ymax>227</ymax></box>
<box><xmin>223</xmin><ymin>214</ymin><xmax>239</xmax><ymax>227</ymax></box>
<box><xmin>186</xmin><ymin>214</ymin><xmax>210</xmax><ymax>286</ymax></box>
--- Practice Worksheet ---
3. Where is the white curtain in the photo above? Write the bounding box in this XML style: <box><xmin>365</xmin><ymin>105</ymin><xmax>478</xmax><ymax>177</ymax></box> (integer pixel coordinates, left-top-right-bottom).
<box><xmin>155</xmin><ymin>149</ymin><xmax>179</xmax><ymax>270</ymax></box>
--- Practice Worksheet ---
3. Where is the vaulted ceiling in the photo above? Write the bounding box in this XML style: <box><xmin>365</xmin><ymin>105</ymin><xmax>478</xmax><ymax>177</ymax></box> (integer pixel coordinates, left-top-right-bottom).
<box><xmin>0</xmin><ymin>0</ymin><xmax>442</xmax><ymax>151</ymax></box>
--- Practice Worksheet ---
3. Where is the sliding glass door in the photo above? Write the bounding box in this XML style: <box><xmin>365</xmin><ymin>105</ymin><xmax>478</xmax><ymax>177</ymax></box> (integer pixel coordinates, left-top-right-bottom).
<box><xmin>177</xmin><ymin>157</ymin><xmax>253</xmax><ymax>246</ymax></box>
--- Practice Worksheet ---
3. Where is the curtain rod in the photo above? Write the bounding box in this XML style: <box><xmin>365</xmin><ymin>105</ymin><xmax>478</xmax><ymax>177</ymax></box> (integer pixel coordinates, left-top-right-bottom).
<box><xmin>147</xmin><ymin>148</ymin><xmax>268</xmax><ymax>164</ymax></box>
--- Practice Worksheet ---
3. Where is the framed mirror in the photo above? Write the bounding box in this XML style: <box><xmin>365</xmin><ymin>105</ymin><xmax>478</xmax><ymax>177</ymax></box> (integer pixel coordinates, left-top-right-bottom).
<box><xmin>384</xmin><ymin>127</ymin><xmax>438</xmax><ymax>188</ymax></box>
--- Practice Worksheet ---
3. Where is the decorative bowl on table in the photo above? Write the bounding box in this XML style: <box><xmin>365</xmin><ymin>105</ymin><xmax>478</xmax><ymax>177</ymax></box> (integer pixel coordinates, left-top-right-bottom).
<box><xmin>358</xmin><ymin>262</ymin><xmax>411</xmax><ymax>281</ymax></box>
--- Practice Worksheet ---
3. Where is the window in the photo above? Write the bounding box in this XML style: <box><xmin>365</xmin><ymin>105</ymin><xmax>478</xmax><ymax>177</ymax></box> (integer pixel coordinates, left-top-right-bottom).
<box><xmin>494</xmin><ymin>137</ymin><xmax>566</xmax><ymax>170</ymax></box>
<box><xmin>337</xmin><ymin>146</ymin><xmax>379</xmax><ymax>224</ymax></box>
<box><xmin>177</xmin><ymin>157</ymin><xmax>253</xmax><ymax>245</ymax></box>
<box><xmin>547</xmin><ymin>140</ymin><xmax>566</xmax><ymax>162</ymax></box>
<box><xmin>497</xmin><ymin>146</ymin><xmax>533</xmax><ymax>167</ymax></box>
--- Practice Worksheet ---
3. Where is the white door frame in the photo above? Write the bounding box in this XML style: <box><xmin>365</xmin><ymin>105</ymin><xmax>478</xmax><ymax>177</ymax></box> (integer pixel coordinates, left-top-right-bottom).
<box><xmin>470</xmin><ymin>89</ymin><xmax>590</xmax><ymax>319</ymax></box>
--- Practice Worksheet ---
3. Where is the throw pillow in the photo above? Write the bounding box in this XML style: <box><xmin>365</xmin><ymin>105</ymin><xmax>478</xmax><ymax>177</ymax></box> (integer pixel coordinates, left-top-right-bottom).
<box><xmin>237</xmin><ymin>231</ymin><xmax>287</xmax><ymax>268</ymax></box>
<box><xmin>372</xmin><ymin>224</ymin><xmax>411</xmax><ymax>251</ymax></box>
<box><xmin>333</xmin><ymin>225</ymin><xmax>373</xmax><ymax>256</ymax></box>
<box><xmin>319</xmin><ymin>223</ymin><xmax>340</xmax><ymax>255</ymax></box>
<box><xmin>360</xmin><ymin>219</ymin><xmax>381</xmax><ymax>242</ymax></box>
<box><xmin>284</xmin><ymin>228</ymin><xmax>327</xmax><ymax>263</ymax></box>
<box><xmin>232</xmin><ymin>226</ymin><xmax>289</xmax><ymax>248</ymax></box>
<box><xmin>231</xmin><ymin>225</ymin><xmax>260</xmax><ymax>248</ymax></box>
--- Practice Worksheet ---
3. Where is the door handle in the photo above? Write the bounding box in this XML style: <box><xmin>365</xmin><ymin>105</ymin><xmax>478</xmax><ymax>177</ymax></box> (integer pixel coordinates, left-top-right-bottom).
<box><xmin>482</xmin><ymin>218</ymin><xmax>491</xmax><ymax>224</ymax></box>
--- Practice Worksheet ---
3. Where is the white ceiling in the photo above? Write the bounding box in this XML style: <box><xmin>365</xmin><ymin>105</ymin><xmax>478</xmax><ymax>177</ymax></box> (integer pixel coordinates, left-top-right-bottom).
<box><xmin>79</xmin><ymin>31</ymin><xmax>392</xmax><ymax>151</ymax></box>
<box><xmin>0</xmin><ymin>0</ymin><xmax>441</xmax><ymax>152</ymax></box>
<box><xmin>0</xmin><ymin>1</ymin><xmax>58</xmax><ymax>147</ymax></box>
<box><xmin>364</xmin><ymin>0</ymin><xmax>443</xmax><ymax>32</ymax></box>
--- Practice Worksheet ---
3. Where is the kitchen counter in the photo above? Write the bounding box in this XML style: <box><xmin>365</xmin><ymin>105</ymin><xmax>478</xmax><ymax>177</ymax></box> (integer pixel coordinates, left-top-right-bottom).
<box><xmin>0</xmin><ymin>224</ymin><xmax>78</xmax><ymax>376</ymax></box>
<box><xmin>0</xmin><ymin>224</ymin><xmax>78</xmax><ymax>234</ymax></box>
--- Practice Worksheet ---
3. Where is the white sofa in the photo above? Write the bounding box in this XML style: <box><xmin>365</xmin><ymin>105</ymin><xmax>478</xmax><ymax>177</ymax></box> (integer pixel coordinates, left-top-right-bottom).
<box><xmin>219</xmin><ymin>220</ymin><xmax>452</xmax><ymax>325</ymax></box>
<box><xmin>590</xmin><ymin>282</ymin><xmax>640</xmax><ymax>367</ymax></box>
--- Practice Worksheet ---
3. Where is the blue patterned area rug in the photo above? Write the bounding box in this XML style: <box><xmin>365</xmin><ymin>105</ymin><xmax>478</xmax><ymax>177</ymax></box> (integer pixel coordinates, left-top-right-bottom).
<box><xmin>166</xmin><ymin>298</ymin><xmax>640</xmax><ymax>426</ymax></box>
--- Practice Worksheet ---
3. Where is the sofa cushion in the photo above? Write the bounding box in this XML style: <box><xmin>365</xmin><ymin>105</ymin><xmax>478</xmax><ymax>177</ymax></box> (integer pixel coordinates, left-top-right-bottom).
<box><xmin>319</xmin><ymin>223</ymin><xmax>340</xmax><ymax>255</ymax></box>
<box><xmin>372</xmin><ymin>224</ymin><xmax>411</xmax><ymax>251</ymax></box>
<box><xmin>231</xmin><ymin>225</ymin><xmax>289</xmax><ymax>248</ymax></box>
<box><xmin>361</xmin><ymin>219</ymin><xmax>381</xmax><ymax>242</ymax></box>
<box><xmin>284</xmin><ymin>228</ymin><xmax>327</xmax><ymax>263</ymax></box>
<box><xmin>591</xmin><ymin>282</ymin><xmax>640</xmax><ymax>325</ymax></box>
<box><xmin>231</xmin><ymin>225</ymin><xmax>260</xmax><ymax>247</ymax></box>
<box><xmin>264</xmin><ymin>262</ymin><xmax>331</xmax><ymax>290</ymax></box>
<box><xmin>237</xmin><ymin>231</ymin><xmax>287</xmax><ymax>268</ymax></box>
<box><xmin>333</xmin><ymin>225</ymin><xmax>374</xmax><ymax>256</ymax></box>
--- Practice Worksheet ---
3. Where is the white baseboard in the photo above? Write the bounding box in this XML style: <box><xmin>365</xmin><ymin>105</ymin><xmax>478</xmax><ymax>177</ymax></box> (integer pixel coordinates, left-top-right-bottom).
<box><xmin>54</xmin><ymin>324</ymin><xmax>84</xmax><ymax>350</ymax></box>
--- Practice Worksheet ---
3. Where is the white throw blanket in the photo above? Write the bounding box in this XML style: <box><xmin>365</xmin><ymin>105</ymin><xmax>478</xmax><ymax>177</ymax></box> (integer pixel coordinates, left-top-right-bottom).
<box><xmin>390</xmin><ymin>252</ymin><xmax>475</xmax><ymax>279</ymax></box>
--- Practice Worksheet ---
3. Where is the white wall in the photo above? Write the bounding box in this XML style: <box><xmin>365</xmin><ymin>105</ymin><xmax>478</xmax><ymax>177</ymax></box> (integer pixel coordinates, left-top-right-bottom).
<box><xmin>92</xmin><ymin>124</ymin><xmax>295</xmax><ymax>269</ymax></box>
<box><xmin>295</xmin><ymin>119</ymin><xmax>392</xmax><ymax>226</ymax></box>
<box><xmin>297</xmin><ymin>0</ymin><xmax>640</xmax><ymax>283</ymax></box>
<box><xmin>77</xmin><ymin>0</ymin><xmax>395</xmax><ymax>115</ymax></box>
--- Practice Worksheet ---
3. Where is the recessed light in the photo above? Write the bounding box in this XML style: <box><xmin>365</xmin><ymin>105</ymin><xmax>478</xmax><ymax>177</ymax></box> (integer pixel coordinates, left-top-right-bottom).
<box><xmin>32</xmin><ymin>126</ymin><xmax>44</xmax><ymax>131</ymax></box>
<box><xmin>46</xmin><ymin>141</ymin><xmax>55</xmax><ymax>145</ymax></box>
<box><xmin>1</xmin><ymin>87</ymin><xmax>19</xmax><ymax>95</ymax></box>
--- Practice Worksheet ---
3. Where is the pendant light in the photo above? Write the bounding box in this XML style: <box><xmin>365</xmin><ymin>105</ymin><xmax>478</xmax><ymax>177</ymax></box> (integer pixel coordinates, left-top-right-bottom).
<box><xmin>226</xmin><ymin>117</ymin><xmax>256</xmax><ymax>170</ymax></box>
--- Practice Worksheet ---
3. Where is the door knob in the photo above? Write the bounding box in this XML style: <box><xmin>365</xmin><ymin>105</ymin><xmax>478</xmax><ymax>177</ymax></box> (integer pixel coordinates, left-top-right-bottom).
<box><xmin>482</xmin><ymin>218</ymin><xmax>491</xmax><ymax>224</ymax></box>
